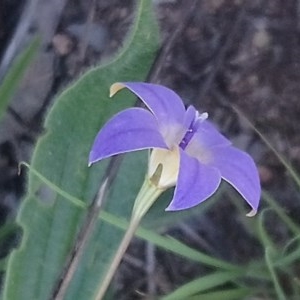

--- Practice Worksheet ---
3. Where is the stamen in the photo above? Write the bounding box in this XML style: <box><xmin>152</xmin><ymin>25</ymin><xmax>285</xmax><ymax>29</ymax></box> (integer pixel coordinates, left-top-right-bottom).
<box><xmin>179</xmin><ymin>110</ymin><xmax>205</xmax><ymax>150</ymax></box>
<box><xmin>198</xmin><ymin>112</ymin><xmax>208</xmax><ymax>122</ymax></box>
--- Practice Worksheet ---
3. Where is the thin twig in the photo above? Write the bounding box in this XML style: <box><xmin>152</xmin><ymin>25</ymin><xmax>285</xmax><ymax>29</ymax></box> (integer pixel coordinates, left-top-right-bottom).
<box><xmin>197</xmin><ymin>3</ymin><xmax>247</xmax><ymax>101</ymax></box>
<box><xmin>146</xmin><ymin>242</ymin><xmax>156</xmax><ymax>298</ymax></box>
<box><xmin>0</xmin><ymin>0</ymin><xmax>37</xmax><ymax>82</ymax></box>
<box><xmin>147</xmin><ymin>0</ymin><xmax>198</xmax><ymax>83</ymax></box>
<box><xmin>50</xmin><ymin>156</ymin><xmax>123</xmax><ymax>300</ymax></box>
<box><xmin>74</xmin><ymin>0</ymin><xmax>97</xmax><ymax>74</ymax></box>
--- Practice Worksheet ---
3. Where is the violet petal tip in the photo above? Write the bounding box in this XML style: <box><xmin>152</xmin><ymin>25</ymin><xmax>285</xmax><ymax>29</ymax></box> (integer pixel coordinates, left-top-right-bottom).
<box><xmin>165</xmin><ymin>203</ymin><xmax>178</xmax><ymax>212</ymax></box>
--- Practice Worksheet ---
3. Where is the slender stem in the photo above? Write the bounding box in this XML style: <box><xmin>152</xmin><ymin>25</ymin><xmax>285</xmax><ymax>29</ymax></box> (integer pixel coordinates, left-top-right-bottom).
<box><xmin>265</xmin><ymin>247</ymin><xmax>287</xmax><ymax>300</ymax></box>
<box><xmin>95</xmin><ymin>218</ymin><xmax>139</xmax><ymax>300</ymax></box>
<box><xmin>51</xmin><ymin>157</ymin><xmax>123</xmax><ymax>300</ymax></box>
<box><xmin>94</xmin><ymin>179</ymin><xmax>163</xmax><ymax>300</ymax></box>
<box><xmin>262</xmin><ymin>191</ymin><xmax>300</xmax><ymax>236</ymax></box>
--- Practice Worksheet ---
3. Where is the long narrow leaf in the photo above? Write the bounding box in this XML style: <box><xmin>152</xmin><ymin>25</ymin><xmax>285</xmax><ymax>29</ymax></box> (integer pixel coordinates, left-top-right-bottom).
<box><xmin>0</xmin><ymin>37</ymin><xmax>39</xmax><ymax>120</ymax></box>
<box><xmin>3</xmin><ymin>2</ymin><xmax>159</xmax><ymax>299</ymax></box>
<box><xmin>161</xmin><ymin>271</ymin><xmax>243</xmax><ymax>300</ymax></box>
<box><xmin>262</xmin><ymin>191</ymin><xmax>300</xmax><ymax>235</ymax></box>
<box><xmin>265</xmin><ymin>247</ymin><xmax>287</xmax><ymax>300</ymax></box>
<box><xmin>20</xmin><ymin>161</ymin><xmax>241</xmax><ymax>272</ymax></box>
<box><xmin>187</xmin><ymin>288</ymin><xmax>250</xmax><ymax>300</ymax></box>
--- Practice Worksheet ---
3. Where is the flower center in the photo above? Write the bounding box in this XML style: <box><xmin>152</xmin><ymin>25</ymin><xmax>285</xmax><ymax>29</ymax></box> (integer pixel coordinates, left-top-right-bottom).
<box><xmin>148</xmin><ymin>147</ymin><xmax>180</xmax><ymax>189</ymax></box>
<box><xmin>179</xmin><ymin>112</ymin><xmax>208</xmax><ymax>150</ymax></box>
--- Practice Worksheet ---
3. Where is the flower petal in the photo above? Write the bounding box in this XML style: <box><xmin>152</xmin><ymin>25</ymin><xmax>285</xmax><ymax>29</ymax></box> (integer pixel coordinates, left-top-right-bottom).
<box><xmin>110</xmin><ymin>82</ymin><xmax>186</xmax><ymax>126</ymax></box>
<box><xmin>210</xmin><ymin>146</ymin><xmax>261</xmax><ymax>212</ymax></box>
<box><xmin>183</xmin><ymin>105</ymin><xmax>197</xmax><ymax>129</ymax></box>
<box><xmin>166</xmin><ymin>149</ymin><xmax>221</xmax><ymax>211</ymax></box>
<box><xmin>184</xmin><ymin>121</ymin><xmax>231</xmax><ymax>164</ymax></box>
<box><xmin>89</xmin><ymin>108</ymin><xmax>168</xmax><ymax>164</ymax></box>
<box><xmin>196</xmin><ymin>120</ymin><xmax>231</xmax><ymax>148</ymax></box>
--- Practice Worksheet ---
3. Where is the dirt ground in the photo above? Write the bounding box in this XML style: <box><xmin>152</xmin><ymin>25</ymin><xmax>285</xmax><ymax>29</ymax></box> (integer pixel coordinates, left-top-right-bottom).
<box><xmin>1</xmin><ymin>0</ymin><xmax>300</xmax><ymax>299</ymax></box>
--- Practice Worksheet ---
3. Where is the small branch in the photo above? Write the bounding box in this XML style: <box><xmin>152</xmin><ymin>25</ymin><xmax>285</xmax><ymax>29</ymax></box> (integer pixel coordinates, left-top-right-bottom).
<box><xmin>94</xmin><ymin>218</ymin><xmax>140</xmax><ymax>300</ymax></box>
<box><xmin>0</xmin><ymin>0</ymin><xmax>37</xmax><ymax>82</ymax></box>
<box><xmin>50</xmin><ymin>156</ymin><xmax>122</xmax><ymax>300</ymax></box>
<box><xmin>146</xmin><ymin>242</ymin><xmax>156</xmax><ymax>297</ymax></box>
<box><xmin>74</xmin><ymin>0</ymin><xmax>97</xmax><ymax>74</ymax></box>
<box><xmin>146</xmin><ymin>0</ymin><xmax>198</xmax><ymax>83</ymax></box>
<box><xmin>197</xmin><ymin>4</ymin><xmax>247</xmax><ymax>101</ymax></box>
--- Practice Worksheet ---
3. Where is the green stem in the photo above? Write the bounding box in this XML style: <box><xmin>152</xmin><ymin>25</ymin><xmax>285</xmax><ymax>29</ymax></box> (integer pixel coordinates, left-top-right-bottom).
<box><xmin>265</xmin><ymin>247</ymin><xmax>287</xmax><ymax>300</ymax></box>
<box><xmin>94</xmin><ymin>217</ymin><xmax>139</xmax><ymax>300</ymax></box>
<box><xmin>262</xmin><ymin>191</ymin><xmax>300</xmax><ymax>236</ymax></box>
<box><xmin>94</xmin><ymin>178</ymin><xmax>163</xmax><ymax>300</ymax></box>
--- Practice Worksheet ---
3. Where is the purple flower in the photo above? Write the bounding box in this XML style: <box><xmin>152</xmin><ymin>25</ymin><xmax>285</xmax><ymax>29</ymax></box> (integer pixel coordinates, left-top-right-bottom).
<box><xmin>89</xmin><ymin>82</ymin><xmax>261</xmax><ymax>214</ymax></box>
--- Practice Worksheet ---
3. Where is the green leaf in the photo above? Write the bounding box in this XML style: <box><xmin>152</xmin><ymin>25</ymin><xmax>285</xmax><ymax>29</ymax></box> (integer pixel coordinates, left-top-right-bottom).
<box><xmin>186</xmin><ymin>288</ymin><xmax>250</xmax><ymax>300</ymax></box>
<box><xmin>257</xmin><ymin>209</ymin><xmax>277</xmax><ymax>252</ymax></box>
<box><xmin>265</xmin><ymin>247</ymin><xmax>287</xmax><ymax>300</ymax></box>
<box><xmin>3</xmin><ymin>1</ymin><xmax>159</xmax><ymax>299</ymax></box>
<box><xmin>276</xmin><ymin>243</ymin><xmax>300</xmax><ymax>268</ymax></box>
<box><xmin>0</xmin><ymin>37</ymin><xmax>39</xmax><ymax>120</ymax></box>
<box><xmin>161</xmin><ymin>271</ymin><xmax>243</xmax><ymax>300</ymax></box>
<box><xmin>143</xmin><ymin>186</ymin><xmax>221</xmax><ymax>230</ymax></box>
<box><xmin>262</xmin><ymin>191</ymin><xmax>300</xmax><ymax>236</ymax></box>
<box><xmin>17</xmin><ymin>161</ymin><xmax>242</xmax><ymax>272</ymax></box>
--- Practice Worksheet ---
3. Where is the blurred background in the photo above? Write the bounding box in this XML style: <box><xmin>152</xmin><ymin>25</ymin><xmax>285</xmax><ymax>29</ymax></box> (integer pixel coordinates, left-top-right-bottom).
<box><xmin>1</xmin><ymin>0</ymin><xmax>300</xmax><ymax>298</ymax></box>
